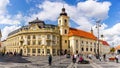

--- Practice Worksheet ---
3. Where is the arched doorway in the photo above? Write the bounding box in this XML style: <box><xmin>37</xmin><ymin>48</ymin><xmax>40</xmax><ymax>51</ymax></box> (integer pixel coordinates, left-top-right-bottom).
<box><xmin>64</xmin><ymin>49</ymin><xmax>67</xmax><ymax>55</ymax></box>
<box><xmin>76</xmin><ymin>50</ymin><xmax>78</xmax><ymax>54</ymax></box>
<box><xmin>20</xmin><ymin>49</ymin><xmax>23</xmax><ymax>56</ymax></box>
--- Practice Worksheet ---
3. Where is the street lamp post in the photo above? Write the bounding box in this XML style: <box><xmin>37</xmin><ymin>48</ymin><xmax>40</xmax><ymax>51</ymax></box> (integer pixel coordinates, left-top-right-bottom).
<box><xmin>96</xmin><ymin>20</ymin><xmax>101</xmax><ymax>59</ymax></box>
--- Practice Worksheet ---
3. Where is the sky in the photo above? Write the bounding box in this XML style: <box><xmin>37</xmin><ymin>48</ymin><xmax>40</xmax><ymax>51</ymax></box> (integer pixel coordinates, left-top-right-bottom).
<box><xmin>0</xmin><ymin>0</ymin><xmax>120</xmax><ymax>47</ymax></box>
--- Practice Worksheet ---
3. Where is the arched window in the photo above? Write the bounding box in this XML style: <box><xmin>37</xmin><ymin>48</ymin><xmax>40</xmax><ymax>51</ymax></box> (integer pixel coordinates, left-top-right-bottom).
<box><xmin>64</xmin><ymin>19</ymin><xmax>67</xmax><ymax>25</ymax></box>
<box><xmin>59</xmin><ymin>20</ymin><xmax>61</xmax><ymax>25</ymax></box>
<box><xmin>86</xmin><ymin>48</ymin><xmax>88</xmax><ymax>51</ymax></box>
<box><xmin>64</xmin><ymin>19</ymin><xmax>67</xmax><ymax>23</ymax></box>
<box><xmin>59</xmin><ymin>20</ymin><xmax>61</xmax><ymax>23</ymax></box>
<box><xmin>82</xmin><ymin>48</ymin><xmax>84</xmax><ymax>51</ymax></box>
<box><xmin>90</xmin><ymin>48</ymin><xmax>92</xmax><ymax>51</ymax></box>
<box><xmin>65</xmin><ymin>29</ymin><xmax>67</xmax><ymax>34</ymax></box>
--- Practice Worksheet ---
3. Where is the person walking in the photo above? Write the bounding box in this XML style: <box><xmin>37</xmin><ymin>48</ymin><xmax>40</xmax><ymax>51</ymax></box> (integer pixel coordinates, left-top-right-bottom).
<box><xmin>48</xmin><ymin>54</ymin><xmax>52</xmax><ymax>65</ymax></box>
<box><xmin>115</xmin><ymin>54</ymin><xmax>119</xmax><ymax>63</ymax></box>
<box><xmin>103</xmin><ymin>54</ymin><xmax>106</xmax><ymax>61</ymax></box>
<box><xmin>72</xmin><ymin>54</ymin><xmax>75</xmax><ymax>63</ymax></box>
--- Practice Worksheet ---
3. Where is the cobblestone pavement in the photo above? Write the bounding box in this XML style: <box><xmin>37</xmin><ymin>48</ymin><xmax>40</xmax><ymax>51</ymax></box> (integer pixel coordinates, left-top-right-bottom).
<box><xmin>91</xmin><ymin>56</ymin><xmax>120</xmax><ymax>68</ymax></box>
<box><xmin>0</xmin><ymin>56</ymin><xmax>120</xmax><ymax>68</ymax></box>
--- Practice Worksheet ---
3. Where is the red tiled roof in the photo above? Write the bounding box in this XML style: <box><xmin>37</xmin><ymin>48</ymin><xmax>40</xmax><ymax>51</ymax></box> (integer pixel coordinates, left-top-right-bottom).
<box><xmin>101</xmin><ymin>41</ymin><xmax>109</xmax><ymax>46</ymax></box>
<box><xmin>115</xmin><ymin>45</ymin><xmax>120</xmax><ymax>50</ymax></box>
<box><xmin>68</xmin><ymin>28</ymin><xmax>97</xmax><ymax>40</ymax></box>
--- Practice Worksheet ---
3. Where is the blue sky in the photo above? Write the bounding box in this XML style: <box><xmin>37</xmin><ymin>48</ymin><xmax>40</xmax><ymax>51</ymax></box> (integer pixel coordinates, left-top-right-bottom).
<box><xmin>0</xmin><ymin>0</ymin><xmax>120</xmax><ymax>47</ymax></box>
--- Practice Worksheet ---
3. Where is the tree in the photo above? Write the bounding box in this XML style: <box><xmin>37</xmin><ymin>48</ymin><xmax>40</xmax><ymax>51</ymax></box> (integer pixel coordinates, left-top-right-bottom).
<box><xmin>110</xmin><ymin>47</ymin><xmax>115</xmax><ymax>52</ymax></box>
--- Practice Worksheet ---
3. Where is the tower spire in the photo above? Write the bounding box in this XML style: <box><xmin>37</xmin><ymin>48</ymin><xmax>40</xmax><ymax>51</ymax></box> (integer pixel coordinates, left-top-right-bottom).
<box><xmin>60</xmin><ymin>5</ymin><xmax>67</xmax><ymax>16</ymax></box>
<box><xmin>91</xmin><ymin>27</ymin><xmax>93</xmax><ymax>34</ymax></box>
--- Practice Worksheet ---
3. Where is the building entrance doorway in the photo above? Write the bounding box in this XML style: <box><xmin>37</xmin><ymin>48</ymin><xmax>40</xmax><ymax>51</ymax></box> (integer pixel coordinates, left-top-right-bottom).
<box><xmin>20</xmin><ymin>49</ymin><xmax>23</xmax><ymax>56</ymax></box>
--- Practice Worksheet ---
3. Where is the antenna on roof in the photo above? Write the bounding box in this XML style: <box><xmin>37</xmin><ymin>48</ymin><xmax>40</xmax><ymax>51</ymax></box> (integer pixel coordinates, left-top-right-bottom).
<box><xmin>90</xmin><ymin>27</ymin><xmax>93</xmax><ymax>34</ymax></box>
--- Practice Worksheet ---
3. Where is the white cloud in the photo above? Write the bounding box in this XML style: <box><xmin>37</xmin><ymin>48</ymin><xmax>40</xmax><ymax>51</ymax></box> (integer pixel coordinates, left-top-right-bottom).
<box><xmin>0</xmin><ymin>0</ymin><xmax>23</xmax><ymax>25</ymax></box>
<box><xmin>0</xmin><ymin>0</ymin><xmax>24</xmax><ymax>41</ymax></box>
<box><xmin>1</xmin><ymin>0</ymin><xmax>114</xmax><ymax>47</ymax></box>
<box><xmin>1</xmin><ymin>26</ymin><xmax>21</xmax><ymax>41</ymax></box>
<box><xmin>27</xmin><ymin>0</ymin><xmax>111</xmax><ymax>31</ymax></box>
<box><xmin>25</xmin><ymin>0</ymin><xmax>113</xmax><ymax>46</ymax></box>
<box><xmin>0</xmin><ymin>0</ymin><xmax>9</xmax><ymax>14</ymax></box>
<box><xmin>103</xmin><ymin>23</ymin><xmax>120</xmax><ymax>47</ymax></box>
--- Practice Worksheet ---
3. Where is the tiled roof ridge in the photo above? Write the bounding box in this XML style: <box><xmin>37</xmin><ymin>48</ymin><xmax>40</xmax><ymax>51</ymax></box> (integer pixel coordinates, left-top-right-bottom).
<box><xmin>69</xmin><ymin>27</ymin><xmax>93</xmax><ymax>35</ymax></box>
<box><xmin>101</xmin><ymin>40</ymin><xmax>109</xmax><ymax>46</ymax></box>
<box><xmin>69</xmin><ymin>27</ymin><xmax>97</xmax><ymax>40</ymax></box>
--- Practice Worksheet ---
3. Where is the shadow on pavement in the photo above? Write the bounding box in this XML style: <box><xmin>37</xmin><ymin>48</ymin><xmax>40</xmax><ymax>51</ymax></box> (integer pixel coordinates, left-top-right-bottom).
<box><xmin>0</xmin><ymin>56</ymin><xmax>31</xmax><ymax>63</ymax></box>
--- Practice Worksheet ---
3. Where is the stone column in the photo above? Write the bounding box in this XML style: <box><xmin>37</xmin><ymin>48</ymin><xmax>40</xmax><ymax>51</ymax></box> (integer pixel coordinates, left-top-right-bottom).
<box><xmin>30</xmin><ymin>48</ymin><xmax>32</xmax><ymax>56</ymax></box>
<box><xmin>36</xmin><ymin>48</ymin><xmax>38</xmax><ymax>56</ymax></box>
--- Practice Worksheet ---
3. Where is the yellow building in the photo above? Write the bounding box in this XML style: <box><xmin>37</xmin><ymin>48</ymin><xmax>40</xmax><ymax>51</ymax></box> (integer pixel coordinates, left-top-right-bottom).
<box><xmin>4</xmin><ymin>18</ymin><xmax>60</xmax><ymax>56</ymax></box>
<box><xmin>0</xmin><ymin>29</ymin><xmax>1</xmax><ymax>41</ymax></box>
<box><xmin>0</xmin><ymin>29</ymin><xmax>3</xmax><ymax>52</ymax></box>
<box><xmin>101</xmin><ymin>40</ymin><xmax>110</xmax><ymax>54</ymax></box>
<box><xmin>3</xmin><ymin>7</ymin><xmax>110</xmax><ymax>56</ymax></box>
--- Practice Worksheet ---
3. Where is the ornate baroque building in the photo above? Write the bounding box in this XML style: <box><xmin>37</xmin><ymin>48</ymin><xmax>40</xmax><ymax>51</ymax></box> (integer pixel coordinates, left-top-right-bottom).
<box><xmin>3</xmin><ymin>7</ymin><xmax>110</xmax><ymax>56</ymax></box>
<box><xmin>0</xmin><ymin>29</ymin><xmax>1</xmax><ymax>47</ymax></box>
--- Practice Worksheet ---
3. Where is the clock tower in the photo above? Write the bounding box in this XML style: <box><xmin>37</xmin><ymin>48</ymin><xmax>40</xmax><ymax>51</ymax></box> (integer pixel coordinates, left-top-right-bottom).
<box><xmin>58</xmin><ymin>7</ymin><xmax>70</xmax><ymax>55</ymax></box>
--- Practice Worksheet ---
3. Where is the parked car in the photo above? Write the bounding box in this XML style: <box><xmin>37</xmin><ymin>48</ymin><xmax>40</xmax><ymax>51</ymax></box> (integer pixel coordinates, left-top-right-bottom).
<box><xmin>77</xmin><ymin>60</ymin><xmax>90</xmax><ymax>64</ymax></box>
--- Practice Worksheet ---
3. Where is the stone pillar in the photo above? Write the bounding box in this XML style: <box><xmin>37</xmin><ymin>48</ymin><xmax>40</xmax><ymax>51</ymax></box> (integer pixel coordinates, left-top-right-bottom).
<box><xmin>30</xmin><ymin>48</ymin><xmax>32</xmax><ymax>56</ymax></box>
<box><xmin>26</xmin><ymin>48</ymin><xmax>28</xmax><ymax>56</ymax></box>
<box><xmin>51</xmin><ymin>48</ymin><xmax>53</xmax><ymax>55</ymax></box>
<box><xmin>44</xmin><ymin>46</ymin><xmax>47</xmax><ymax>56</ymax></box>
<box><xmin>36</xmin><ymin>48</ymin><xmax>38</xmax><ymax>56</ymax></box>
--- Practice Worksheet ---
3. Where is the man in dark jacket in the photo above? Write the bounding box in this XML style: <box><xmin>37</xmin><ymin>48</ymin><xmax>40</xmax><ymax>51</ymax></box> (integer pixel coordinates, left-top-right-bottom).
<box><xmin>48</xmin><ymin>54</ymin><xmax>52</xmax><ymax>65</ymax></box>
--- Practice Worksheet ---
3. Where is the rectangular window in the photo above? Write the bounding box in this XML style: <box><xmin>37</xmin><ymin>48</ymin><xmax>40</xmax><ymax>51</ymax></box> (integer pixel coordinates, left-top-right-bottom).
<box><xmin>21</xmin><ymin>36</ymin><xmax>23</xmax><ymax>39</ymax></box>
<box><xmin>33</xmin><ymin>35</ymin><xmax>36</xmax><ymax>39</ymax></box>
<box><xmin>32</xmin><ymin>49</ymin><xmax>36</xmax><ymax>53</ymax></box>
<box><xmin>52</xmin><ymin>49</ymin><xmax>56</xmax><ymax>55</ymax></box>
<box><xmin>27</xmin><ymin>35</ymin><xmax>30</xmax><ymax>39</ymax></box>
<box><xmin>47</xmin><ymin>34</ymin><xmax>51</xmax><ymax>39</ymax></box>
<box><xmin>91</xmin><ymin>42</ymin><xmax>92</xmax><ymax>45</ymax></box>
<box><xmin>47</xmin><ymin>41</ymin><xmax>51</xmax><ymax>46</ymax></box>
<box><xmin>33</xmin><ymin>41</ymin><xmax>36</xmax><ymax>45</ymax></box>
<box><xmin>38</xmin><ymin>41</ymin><xmax>41</xmax><ymax>45</ymax></box>
<box><xmin>65</xmin><ymin>40</ymin><xmax>67</xmax><ymax>43</ymax></box>
<box><xmin>68</xmin><ymin>40</ymin><xmax>70</xmax><ymax>48</ymax></box>
<box><xmin>76</xmin><ymin>40</ymin><xmax>78</xmax><ymax>48</ymax></box>
<box><xmin>53</xmin><ymin>41</ymin><xmax>56</xmax><ymax>45</ymax></box>
<box><xmin>42</xmin><ymin>49</ymin><xmax>44</xmax><ymax>54</ymax></box>
<box><xmin>52</xmin><ymin>35</ymin><xmax>55</xmax><ymax>40</ymax></box>
<box><xmin>38</xmin><ymin>49</ymin><xmax>40</xmax><ymax>53</ymax></box>
<box><xmin>81</xmin><ymin>41</ymin><xmax>84</xmax><ymax>44</ymax></box>
<box><xmin>27</xmin><ymin>48</ymin><xmax>30</xmax><ymax>53</ymax></box>
<box><xmin>28</xmin><ymin>41</ymin><xmax>30</xmax><ymax>45</ymax></box>
<box><xmin>47</xmin><ymin>49</ymin><xmax>50</xmax><ymax>54</ymax></box>
<box><xmin>86</xmin><ymin>41</ymin><xmax>88</xmax><ymax>44</ymax></box>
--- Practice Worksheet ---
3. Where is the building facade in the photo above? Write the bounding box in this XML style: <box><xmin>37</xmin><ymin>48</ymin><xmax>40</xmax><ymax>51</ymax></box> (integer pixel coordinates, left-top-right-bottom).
<box><xmin>0</xmin><ymin>29</ymin><xmax>3</xmax><ymax>52</ymax></box>
<box><xmin>4</xmin><ymin>18</ymin><xmax>60</xmax><ymax>56</ymax></box>
<box><xmin>3</xmin><ymin>7</ymin><xmax>110</xmax><ymax>56</ymax></box>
